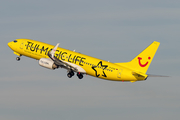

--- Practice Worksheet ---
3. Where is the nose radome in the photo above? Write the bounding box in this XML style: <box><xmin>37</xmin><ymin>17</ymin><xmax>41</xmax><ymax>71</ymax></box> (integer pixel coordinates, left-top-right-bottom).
<box><xmin>8</xmin><ymin>41</ymin><xmax>14</xmax><ymax>49</ymax></box>
<box><xmin>8</xmin><ymin>42</ymin><xmax>11</xmax><ymax>47</ymax></box>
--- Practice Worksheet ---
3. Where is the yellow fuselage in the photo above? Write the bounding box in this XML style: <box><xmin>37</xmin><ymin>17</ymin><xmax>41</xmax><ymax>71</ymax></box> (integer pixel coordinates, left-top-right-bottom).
<box><xmin>8</xmin><ymin>39</ymin><xmax>147</xmax><ymax>82</ymax></box>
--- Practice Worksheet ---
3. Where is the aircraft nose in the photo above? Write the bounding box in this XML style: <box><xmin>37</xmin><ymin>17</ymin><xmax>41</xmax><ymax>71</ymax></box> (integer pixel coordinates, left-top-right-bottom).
<box><xmin>8</xmin><ymin>42</ymin><xmax>11</xmax><ymax>47</ymax></box>
<box><xmin>8</xmin><ymin>42</ymin><xmax>12</xmax><ymax>48</ymax></box>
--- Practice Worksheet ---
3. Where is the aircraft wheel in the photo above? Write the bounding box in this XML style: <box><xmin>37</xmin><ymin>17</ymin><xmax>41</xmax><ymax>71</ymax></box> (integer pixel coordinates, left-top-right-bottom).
<box><xmin>77</xmin><ymin>72</ymin><xmax>83</xmax><ymax>79</ymax></box>
<box><xmin>70</xmin><ymin>71</ymin><xmax>74</xmax><ymax>76</ymax></box>
<box><xmin>67</xmin><ymin>73</ymin><xmax>72</xmax><ymax>78</ymax></box>
<box><xmin>16</xmin><ymin>57</ymin><xmax>20</xmax><ymax>61</ymax></box>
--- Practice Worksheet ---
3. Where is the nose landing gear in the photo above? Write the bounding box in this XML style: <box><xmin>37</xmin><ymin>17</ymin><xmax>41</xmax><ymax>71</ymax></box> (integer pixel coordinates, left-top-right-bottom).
<box><xmin>16</xmin><ymin>57</ymin><xmax>21</xmax><ymax>61</ymax></box>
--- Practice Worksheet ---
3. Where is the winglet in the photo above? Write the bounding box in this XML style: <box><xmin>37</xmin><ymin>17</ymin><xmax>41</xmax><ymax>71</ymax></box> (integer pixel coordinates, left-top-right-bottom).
<box><xmin>49</xmin><ymin>43</ymin><xmax>60</xmax><ymax>59</ymax></box>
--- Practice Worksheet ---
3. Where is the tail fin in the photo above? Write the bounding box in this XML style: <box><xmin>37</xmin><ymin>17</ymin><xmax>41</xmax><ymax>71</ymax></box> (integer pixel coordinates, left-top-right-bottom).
<box><xmin>116</xmin><ymin>41</ymin><xmax>160</xmax><ymax>74</ymax></box>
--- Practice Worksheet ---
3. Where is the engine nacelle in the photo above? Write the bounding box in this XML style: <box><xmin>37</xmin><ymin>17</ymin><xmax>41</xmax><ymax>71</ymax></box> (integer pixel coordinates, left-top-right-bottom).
<box><xmin>39</xmin><ymin>58</ymin><xmax>58</xmax><ymax>70</ymax></box>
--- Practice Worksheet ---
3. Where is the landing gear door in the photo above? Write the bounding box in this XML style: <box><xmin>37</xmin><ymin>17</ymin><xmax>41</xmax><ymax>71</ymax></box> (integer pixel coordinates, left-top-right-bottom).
<box><xmin>20</xmin><ymin>40</ymin><xmax>26</xmax><ymax>49</ymax></box>
<box><xmin>117</xmin><ymin>69</ymin><xmax>123</xmax><ymax>78</ymax></box>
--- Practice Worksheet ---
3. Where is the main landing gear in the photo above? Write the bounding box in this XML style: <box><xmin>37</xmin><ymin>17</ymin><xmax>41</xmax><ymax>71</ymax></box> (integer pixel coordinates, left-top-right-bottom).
<box><xmin>77</xmin><ymin>72</ymin><xmax>83</xmax><ymax>79</ymax></box>
<box><xmin>67</xmin><ymin>70</ymin><xmax>74</xmax><ymax>78</ymax></box>
<box><xmin>67</xmin><ymin>70</ymin><xmax>83</xmax><ymax>79</ymax></box>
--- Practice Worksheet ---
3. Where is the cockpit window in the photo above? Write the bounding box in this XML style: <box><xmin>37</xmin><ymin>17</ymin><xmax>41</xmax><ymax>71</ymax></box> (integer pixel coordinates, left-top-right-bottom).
<box><xmin>13</xmin><ymin>40</ymin><xmax>17</xmax><ymax>43</ymax></box>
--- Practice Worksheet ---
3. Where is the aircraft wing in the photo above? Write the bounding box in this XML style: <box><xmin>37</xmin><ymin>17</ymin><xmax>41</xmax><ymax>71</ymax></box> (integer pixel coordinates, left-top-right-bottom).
<box><xmin>47</xmin><ymin>43</ymin><xmax>81</xmax><ymax>73</ymax></box>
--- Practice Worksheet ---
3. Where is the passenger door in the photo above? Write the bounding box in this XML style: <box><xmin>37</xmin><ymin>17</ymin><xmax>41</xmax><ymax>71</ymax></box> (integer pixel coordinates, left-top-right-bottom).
<box><xmin>117</xmin><ymin>69</ymin><xmax>123</xmax><ymax>78</ymax></box>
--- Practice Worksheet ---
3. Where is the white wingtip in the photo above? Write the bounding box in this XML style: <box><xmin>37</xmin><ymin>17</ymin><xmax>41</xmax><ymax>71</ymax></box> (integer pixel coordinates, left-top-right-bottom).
<box><xmin>50</xmin><ymin>43</ymin><xmax>60</xmax><ymax>58</ymax></box>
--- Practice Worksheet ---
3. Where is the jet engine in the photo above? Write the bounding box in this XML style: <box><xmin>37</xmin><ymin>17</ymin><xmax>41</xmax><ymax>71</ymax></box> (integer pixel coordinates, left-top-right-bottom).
<box><xmin>39</xmin><ymin>58</ymin><xmax>58</xmax><ymax>70</ymax></box>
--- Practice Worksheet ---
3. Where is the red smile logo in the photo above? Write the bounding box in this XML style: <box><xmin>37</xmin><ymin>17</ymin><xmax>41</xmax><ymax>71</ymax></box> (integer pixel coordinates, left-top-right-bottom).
<box><xmin>138</xmin><ymin>57</ymin><xmax>151</xmax><ymax>67</ymax></box>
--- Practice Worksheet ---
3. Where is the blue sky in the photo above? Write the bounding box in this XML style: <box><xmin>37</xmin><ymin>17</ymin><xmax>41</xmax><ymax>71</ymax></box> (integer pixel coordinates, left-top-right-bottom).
<box><xmin>1</xmin><ymin>0</ymin><xmax>180</xmax><ymax>120</ymax></box>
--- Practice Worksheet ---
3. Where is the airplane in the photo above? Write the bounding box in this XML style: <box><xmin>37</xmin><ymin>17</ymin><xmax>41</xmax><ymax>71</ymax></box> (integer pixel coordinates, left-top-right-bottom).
<box><xmin>8</xmin><ymin>39</ymin><xmax>160</xmax><ymax>82</ymax></box>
